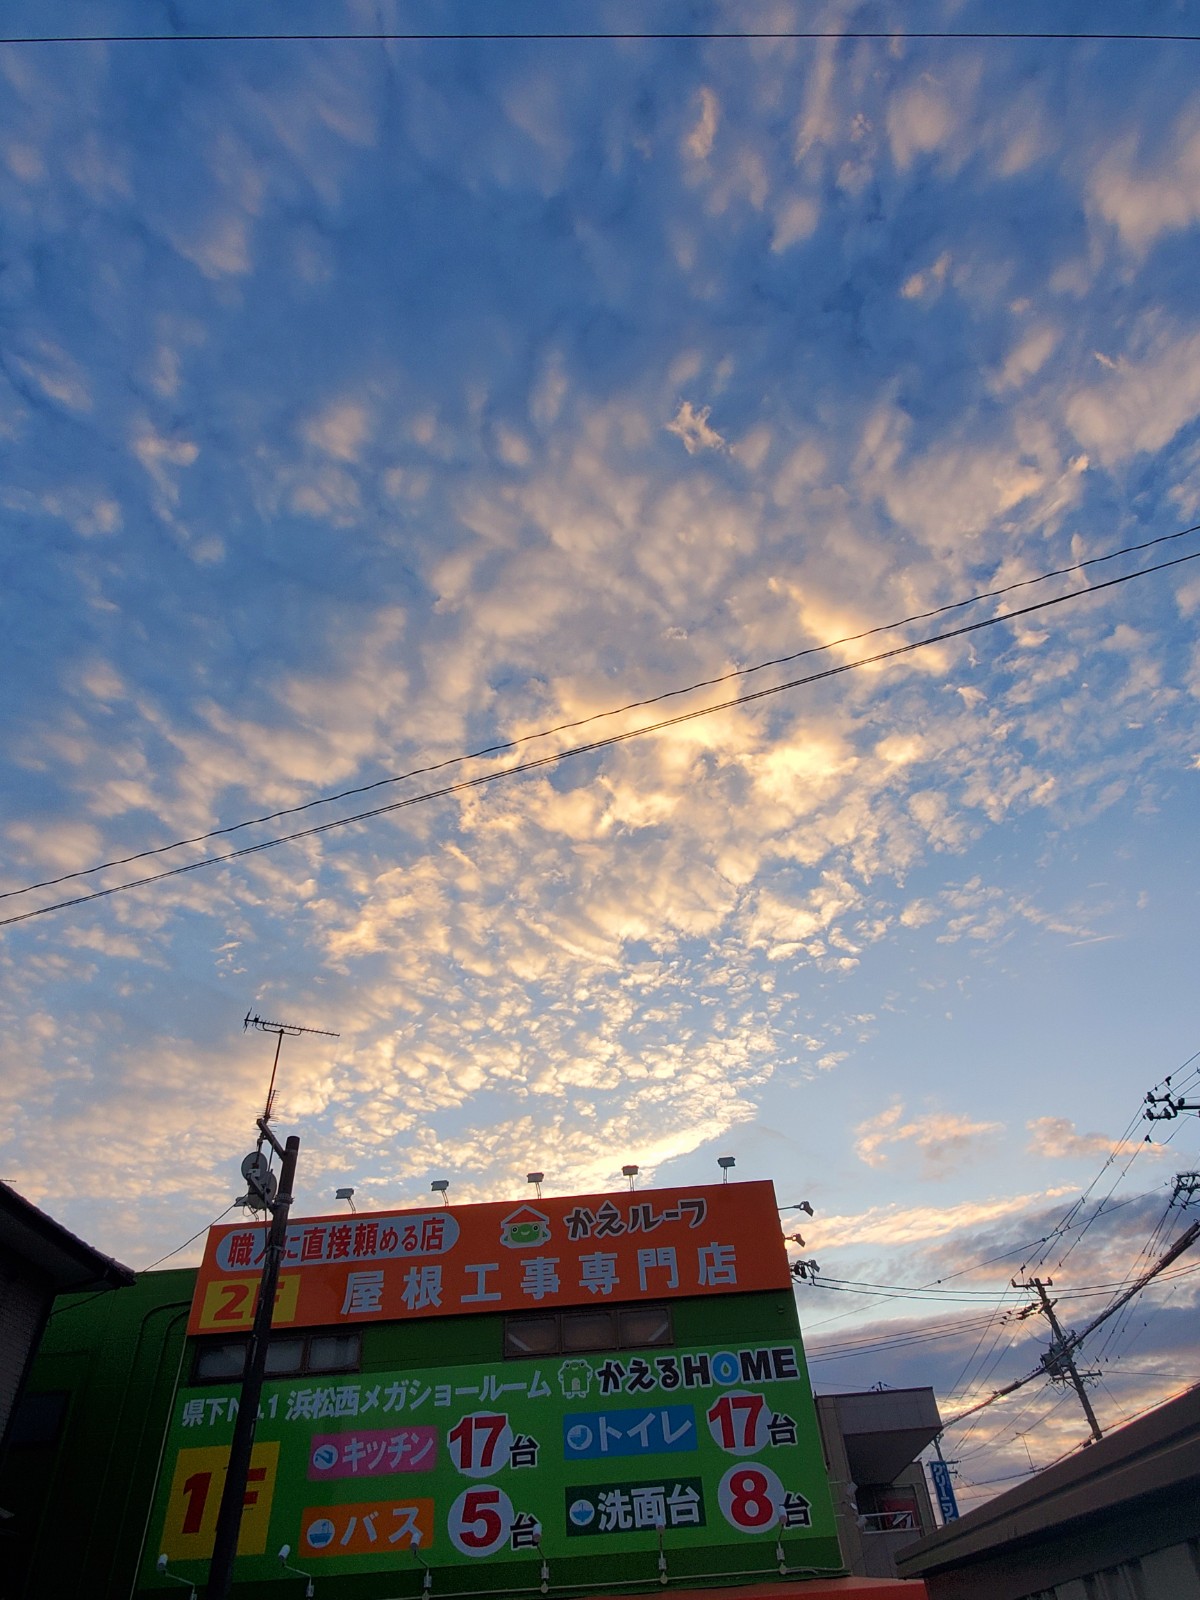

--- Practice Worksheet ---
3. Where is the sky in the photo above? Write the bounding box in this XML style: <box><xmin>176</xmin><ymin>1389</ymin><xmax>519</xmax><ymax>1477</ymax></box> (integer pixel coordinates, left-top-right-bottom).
<box><xmin>2</xmin><ymin>0</ymin><xmax>1199</xmax><ymax>1512</ymax></box>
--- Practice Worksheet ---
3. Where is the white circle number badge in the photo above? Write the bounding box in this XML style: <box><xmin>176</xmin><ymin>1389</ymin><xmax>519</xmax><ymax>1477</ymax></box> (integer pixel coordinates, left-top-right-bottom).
<box><xmin>448</xmin><ymin>1486</ymin><xmax>515</xmax><ymax>1558</ymax></box>
<box><xmin>718</xmin><ymin>1463</ymin><xmax>786</xmax><ymax>1533</ymax></box>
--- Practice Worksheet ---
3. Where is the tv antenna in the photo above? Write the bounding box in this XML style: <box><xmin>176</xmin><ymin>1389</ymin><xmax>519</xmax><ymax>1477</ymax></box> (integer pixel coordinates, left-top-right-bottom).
<box><xmin>244</xmin><ymin>1012</ymin><xmax>339</xmax><ymax>1127</ymax></box>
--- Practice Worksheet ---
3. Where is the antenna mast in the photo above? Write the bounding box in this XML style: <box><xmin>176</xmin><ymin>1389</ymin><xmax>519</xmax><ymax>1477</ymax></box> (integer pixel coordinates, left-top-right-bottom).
<box><xmin>208</xmin><ymin>1013</ymin><xmax>338</xmax><ymax>1600</ymax></box>
<box><xmin>244</xmin><ymin>1011</ymin><xmax>339</xmax><ymax>1127</ymax></box>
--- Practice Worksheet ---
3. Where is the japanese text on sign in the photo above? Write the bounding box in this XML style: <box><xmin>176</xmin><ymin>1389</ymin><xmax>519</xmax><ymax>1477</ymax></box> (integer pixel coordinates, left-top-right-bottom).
<box><xmin>189</xmin><ymin>1182</ymin><xmax>791</xmax><ymax>1334</ymax></box>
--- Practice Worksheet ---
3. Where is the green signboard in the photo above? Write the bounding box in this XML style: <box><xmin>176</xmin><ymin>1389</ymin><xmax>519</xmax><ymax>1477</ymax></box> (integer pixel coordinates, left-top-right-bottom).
<box><xmin>144</xmin><ymin>1338</ymin><xmax>838</xmax><ymax>1587</ymax></box>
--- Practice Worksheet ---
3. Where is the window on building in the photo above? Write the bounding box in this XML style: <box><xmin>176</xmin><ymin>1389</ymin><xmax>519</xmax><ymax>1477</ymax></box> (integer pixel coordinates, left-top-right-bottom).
<box><xmin>263</xmin><ymin>1338</ymin><xmax>306</xmax><ymax>1377</ymax></box>
<box><xmin>192</xmin><ymin>1329</ymin><xmax>361</xmax><ymax>1384</ymax></box>
<box><xmin>503</xmin><ymin>1303</ymin><xmax>673</xmax><ymax>1358</ymax></box>
<box><xmin>562</xmin><ymin>1310</ymin><xmax>616</xmax><ymax>1351</ymax></box>
<box><xmin>308</xmin><ymin>1333</ymin><xmax>361</xmax><ymax>1372</ymax></box>
<box><xmin>193</xmin><ymin>1342</ymin><xmax>248</xmax><ymax>1382</ymax></box>
<box><xmin>619</xmin><ymin>1304</ymin><xmax>672</xmax><ymax>1347</ymax></box>
<box><xmin>504</xmin><ymin>1315</ymin><xmax>561</xmax><ymax>1357</ymax></box>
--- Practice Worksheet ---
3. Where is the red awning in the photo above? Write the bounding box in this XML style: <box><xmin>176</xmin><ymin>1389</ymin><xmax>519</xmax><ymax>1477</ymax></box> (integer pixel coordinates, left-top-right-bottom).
<box><xmin>597</xmin><ymin>1578</ymin><xmax>928</xmax><ymax>1600</ymax></box>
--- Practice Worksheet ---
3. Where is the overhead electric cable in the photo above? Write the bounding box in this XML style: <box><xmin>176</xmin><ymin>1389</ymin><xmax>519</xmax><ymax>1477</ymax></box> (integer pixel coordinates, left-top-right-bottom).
<box><xmin>47</xmin><ymin>1201</ymin><xmax>238</xmax><ymax>1321</ymax></box>
<box><xmin>6</xmin><ymin>523</ymin><xmax>1195</xmax><ymax>906</ymax></box>
<box><xmin>1095</xmin><ymin>1198</ymin><xmax>1180</xmax><ymax>1362</ymax></box>
<box><xmin>2</xmin><ymin>543</ymin><xmax>1197</xmax><ymax>931</ymax></box>
<box><xmin>6</xmin><ymin>29</ymin><xmax>1200</xmax><ymax>44</ymax></box>
<box><xmin>958</xmin><ymin>1069</ymin><xmax>1199</xmax><ymax>1410</ymax></box>
<box><xmin>810</xmin><ymin>1265</ymin><xmax>1200</xmax><ymax>1303</ymax></box>
<box><xmin>808</xmin><ymin>1314</ymin><xmax>1003</xmax><ymax>1361</ymax></box>
<box><xmin>942</xmin><ymin>1283</ymin><xmax>1027</xmax><ymax>1407</ymax></box>
<box><xmin>798</xmin><ymin>1169</ymin><xmax>1187</xmax><ymax>1359</ymax></box>
<box><xmin>803</xmin><ymin>1263</ymin><xmax>1200</xmax><ymax>1359</ymax></box>
<box><xmin>139</xmin><ymin>1203</ymin><xmax>239</xmax><ymax>1272</ymax></box>
<box><xmin>943</xmin><ymin>1223</ymin><xmax>1200</xmax><ymax>1428</ymax></box>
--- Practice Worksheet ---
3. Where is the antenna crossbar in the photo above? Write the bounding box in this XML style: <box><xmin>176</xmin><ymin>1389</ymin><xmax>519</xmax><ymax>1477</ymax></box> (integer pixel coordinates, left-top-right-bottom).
<box><xmin>244</xmin><ymin>1012</ymin><xmax>339</xmax><ymax>1125</ymax></box>
<box><xmin>243</xmin><ymin>1011</ymin><xmax>340</xmax><ymax>1039</ymax></box>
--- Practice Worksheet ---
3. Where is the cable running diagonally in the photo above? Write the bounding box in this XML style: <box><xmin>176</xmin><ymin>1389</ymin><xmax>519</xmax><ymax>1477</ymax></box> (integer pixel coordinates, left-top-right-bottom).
<box><xmin>5</xmin><ymin>523</ymin><xmax>1196</xmax><ymax>907</ymax></box>
<box><xmin>3</xmin><ymin>546</ymin><xmax>1198</xmax><ymax>931</ymax></box>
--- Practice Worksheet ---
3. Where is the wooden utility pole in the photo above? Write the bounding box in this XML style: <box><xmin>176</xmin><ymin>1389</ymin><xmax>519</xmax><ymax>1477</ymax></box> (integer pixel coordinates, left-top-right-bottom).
<box><xmin>1011</xmin><ymin>1276</ymin><xmax>1103</xmax><ymax>1443</ymax></box>
<box><xmin>206</xmin><ymin>1128</ymin><xmax>299</xmax><ymax>1598</ymax></box>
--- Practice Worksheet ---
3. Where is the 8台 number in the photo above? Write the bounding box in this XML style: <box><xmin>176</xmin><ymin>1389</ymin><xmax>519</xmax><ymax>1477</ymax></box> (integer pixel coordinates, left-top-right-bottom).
<box><xmin>718</xmin><ymin>1463</ymin><xmax>785</xmax><ymax>1533</ymax></box>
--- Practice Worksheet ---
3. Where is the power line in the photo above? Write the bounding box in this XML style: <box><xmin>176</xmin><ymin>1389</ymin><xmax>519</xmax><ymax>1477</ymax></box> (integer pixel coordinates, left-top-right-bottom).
<box><xmin>810</xmin><ymin>1264</ymin><xmax>1200</xmax><ymax>1304</ymax></box>
<box><xmin>7</xmin><ymin>523</ymin><xmax>1195</xmax><ymax>907</ymax></box>
<box><xmin>800</xmin><ymin>1164</ymin><xmax>1196</xmax><ymax>1350</ymax></box>
<box><xmin>4</xmin><ymin>30</ymin><xmax>1200</xmax><ymax>45</ymax></box>
<box><xmin>3</xmin><ymin>542</ymin><xmax>1197</xmax><ymax>932</ymax></box>
<box><xmin>139</xmin><ymin>1203</ymin><xmax>239</xmax><ymax>1272</ymax></box>
<box><xmin>47</xmin><ymin>1201</ymin><xmax>238</xmax><ymax>1321</ymax></box>
<box><xmin>803</xmin><ymin>1264</ymin><xmax>1200</xmax><ymax>1362</ymax></box>
<box><xmin>943</xmin><ymin>1222</ymin><xmax>1200</xmax><ymax>1429</ymax></box>
<box><xmin>951</xmin><ymin>1067</ymin><xmax>1199</xmax><ymax>1408</ymax></box>
<box><xmin>808</xmin><ymin>1313</ymin><xmax>1003</xmax><ymax>1361</ymax></box>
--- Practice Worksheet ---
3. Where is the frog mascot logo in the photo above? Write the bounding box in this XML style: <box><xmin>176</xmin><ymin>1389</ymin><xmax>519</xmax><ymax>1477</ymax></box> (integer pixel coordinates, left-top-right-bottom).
<box><xmin>499</xmin><ymin>1205</ymin><xmax>552</xmax><ymax>1248</ymax></box>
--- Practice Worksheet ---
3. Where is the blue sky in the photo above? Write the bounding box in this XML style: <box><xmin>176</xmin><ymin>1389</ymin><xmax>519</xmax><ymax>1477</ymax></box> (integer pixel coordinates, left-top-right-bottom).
<box><xmin>2</xmin><ymin>0</ymin><xmax>1199</xmax><ymax>1507</ymax></box>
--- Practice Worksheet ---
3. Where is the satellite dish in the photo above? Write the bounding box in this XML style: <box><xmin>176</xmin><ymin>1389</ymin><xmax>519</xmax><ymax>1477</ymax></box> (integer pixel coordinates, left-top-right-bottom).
<box><xmin>240</xmin><ymin>1150</ymin><xmax>278</xmax><ymax>1204</ymax></box>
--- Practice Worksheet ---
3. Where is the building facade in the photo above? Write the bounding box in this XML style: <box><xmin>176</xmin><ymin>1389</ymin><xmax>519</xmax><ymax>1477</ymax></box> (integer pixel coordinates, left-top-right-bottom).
<box><xmin>6</xmin><ymin>1179</ymin><xmax>911</xmax><ymax>1599</ymax></box>
<box><xmin>894</xmin><ymin>1381</ymin><xmax>1200</xmax><ymax>1599</ymax></box>
<box><xmin>0</xmin><ymin>1180</ymin><xmax>134</xmax><ymax>1465</ymax></box>
<box><xmin>815</xmin><ymin>1390</ymin><xmax>942</xmax><ymax>1580</ymax></box>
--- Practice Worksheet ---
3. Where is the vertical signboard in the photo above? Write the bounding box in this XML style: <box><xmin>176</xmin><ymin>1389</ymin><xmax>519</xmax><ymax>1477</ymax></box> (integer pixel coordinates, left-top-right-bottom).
<box><xmin>928</xmin><ymin>1458</ymin><xmax>959</xmax><ymax>1523</ymax></box>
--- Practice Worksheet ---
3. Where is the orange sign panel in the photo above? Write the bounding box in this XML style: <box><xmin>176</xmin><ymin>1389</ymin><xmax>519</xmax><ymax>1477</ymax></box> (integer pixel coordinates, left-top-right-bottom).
<box><xmin>188</xmin><ymin>1181</ymin><xmax>789</xmax><ymax>1335</ymax></box>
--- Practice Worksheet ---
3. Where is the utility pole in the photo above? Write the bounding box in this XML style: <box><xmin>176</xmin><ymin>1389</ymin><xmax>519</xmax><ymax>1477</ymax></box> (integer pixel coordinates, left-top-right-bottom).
<box><xmin>1144</xmin><ymin>1078</ymin><xmax>1200</xmax><ymax>1123</ymax></box>
<box><xmin>207</xmin><ymin>1013</ymin><xmax>338</xmax><ymax>1599</ymax></box>
<box><xmin>207</xmin><ymin>1127</ymin><xmax>299</xmax><ymax>1598</ymax></box>
<box><xmin>1011</xmin><ymin>1276</ymin><xmax>1103</xmax><ymax>1443</ymax></box>
<box><xmin>945</xmin><ymin>1221</ymin><xmax>1199</xmax><ymax>1432</ymax></box>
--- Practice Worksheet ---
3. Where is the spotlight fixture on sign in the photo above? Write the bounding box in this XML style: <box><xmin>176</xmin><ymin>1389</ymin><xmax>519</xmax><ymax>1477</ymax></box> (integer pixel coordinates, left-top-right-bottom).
<box><xmin>156</xmin><ymin>1555</ymin><xmax>197</xmax><ymax>1600</ymax></box>
<box><xmin>622</xmin><ymin>1164</ymin><xmax>639</xmax><ymax>1191</ymax></box>
<box><xmin>410</xmin><ymin>1531</ymin><xmax>433</xmax><ymax>1594</ymax></box>
<box><xmin>717</xmin><ymin>1155</ymin><xmax>736</xmax><ymax>1182</ymax></box>
<box><xmin>526</xmin><ymin>1171</ymin><xmax>545</xmax><ymax>1199</ymax></box>
<box><xmin>335</xmin><ymin>1187</ymin><xmax>356</xmax><ymax>1213</ymax></box>
<box><xmin>430</xmin><ymin>1179</ymin><xmax>450</xmax><ymax>1205</ymax></box>
<box><xmin>278</xmin><ymin>1544</ymin><xmax>316</xmax><ymax>1598</ymax></box>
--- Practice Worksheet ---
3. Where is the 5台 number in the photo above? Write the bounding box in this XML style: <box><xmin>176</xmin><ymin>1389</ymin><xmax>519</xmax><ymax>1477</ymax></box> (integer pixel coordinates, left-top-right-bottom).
<box><xmin>448</xmin><ymin>1486</ymin><xmax>514</xmax><ymax>1557</ymax></box>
